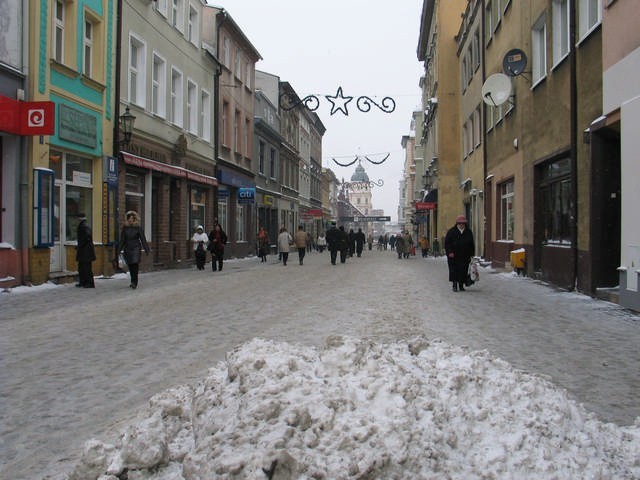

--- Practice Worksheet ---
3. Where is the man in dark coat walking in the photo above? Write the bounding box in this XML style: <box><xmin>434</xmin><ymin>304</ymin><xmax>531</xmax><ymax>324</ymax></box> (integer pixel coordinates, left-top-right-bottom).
<box><xmin>325</xmin><ymin>222</ymin><xmax>340</xmax><ymax>265</ymax></box>
<box><xmin>76</xmin><ymin>213</ymin><xmax>96</xmax><ymax>288</ymax></box>
<box><xmin>444</xmin><ymin>215</ymin><xmax>475</xmax><ymax>292</ymax></box>
<box><xmin>354</xmin><ymin>228</ymin><xmax>366</xmax><ymax>257</ymax></box>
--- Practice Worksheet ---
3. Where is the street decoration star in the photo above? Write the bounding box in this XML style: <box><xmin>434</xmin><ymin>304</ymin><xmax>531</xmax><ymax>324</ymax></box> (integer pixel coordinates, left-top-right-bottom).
<box><xmin>325</xmin><ymin>87</ymin><xmax>353</xmax><ymax>116</ymax></box>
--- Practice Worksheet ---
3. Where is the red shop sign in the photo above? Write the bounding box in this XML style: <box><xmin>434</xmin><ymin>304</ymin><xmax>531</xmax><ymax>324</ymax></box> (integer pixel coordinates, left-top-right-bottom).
<box><xmin>0</xmin><ymin>95</ymin><xmax>55</xmax><ymax>136</ymax></box>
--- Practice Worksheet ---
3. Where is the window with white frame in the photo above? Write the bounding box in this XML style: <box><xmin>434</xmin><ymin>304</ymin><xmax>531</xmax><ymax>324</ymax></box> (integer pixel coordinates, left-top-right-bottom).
<box><xmin>234</xmin><ymin>110</ymin><xmax>240</xmax><ymax>152</ymax></box>
<box><xmin>461</xmin><ymin>57</ymin><xmax>468</xmax><ymax>93</ymax></box>
<box><xmin>234</xmin><ymin>48</ymin><xmax>241</xmax><ymax>78</ymax></box>
<box><xmin>171</xmin><ymin>67</ymin><xmax>183</xmax><ymax>126</ymax></box>
<box><xmin>579</xmin><ymin>0</ymin><xmax>601</xmax><ymax>39</ymax></box>
<box><xmin>218</xmin><ymin>198</ymin><xmax>228</xmax><ymax>233</ymax></box>
<box><xmin>187</xmin><ymin>80</ymin><xmax>197</xmax><ymax>134</ymax></box>
<box><xmin>236</xmin><ymin>203</ymin><xmax>246</xmax><ymax>241</ymax></box>
<box><xmin>493</xmin><ymin>0</ymin><xmax>502</xmax><ymax>31</ymax></box>
<box><xmin>244</xmin><ymin>119</ymin><xmax>249</xmax><ymax>157</ymax></box>
<box><xmin>156</xmin><ymin>0</ymin><xmax>167</xmax><ymax>17</ymax></box>
<box><xmin>245</xmin><ymin>62</ymin><xmax>251</xmax><ymax>89</ymax></box>
<box><xmin>473</xmin><ymin>107</ymin><xmax>481</xmax><ymax>147</ymax></box>
<box><xmin>171</xmin><ymin>0</ymin><xmax>183</xmax><ymax>31</ymax></box>
<box><xmin>496</xmin><ymin>103</ymin><xmax>504</xmax><ymax>125</ymax></box>
<box><xmin>270</xmin><ymin>148</ymin><xmax>276</xmax><ymax>179</ymax></box>
<box><xmin>188</xmin><ymin>4</ymin><xmax>199</xmax><ymax>46</ymax></box>
<box><xmin>472</xmin><ymin>29</ymin><xmax>480</xmax><ymax>71</ymax></box>
<box><xmin>129</xmin><ymin>35</ymin><xmax>146</xmax><ymax>107</ymax></box>
<box><xmin>258</xmin><ymin>141</ymin><xmax>265</xmax><ymax>174</ymax></box>
<box><xmin>83</xmin><ymin>19</ymin><xmax>93</xmax><ymax>77</ymax></box>
<box><xmin>462</xmin><ymin>123</ymin><xmax>469</xmax><ymax>158</ymax></box>
<box><xmin>499</xmin><ymin>179</ymin><xmax>514</xmax><ymax>241</ymax></box>
<box><xmin>222</xmin><ymin>102</ymin><xmax>229</xmax><ymax>146</ymax></box>
<box><xmin>53</xmin><ymin>0</ymin><xmax>65</xmax><ymax>63</ymax></box>
<box><xmin>485</xmin><ymin>104</ymin><xmax>494</xmax><ymax>133</ymax></box>
<box><xmin>485</xmin><ymin>1</ymin><xmax>493</xmax><ymax>45</ymax></box>
<box><xmin>468</xmin><ymin>115</ymin><xmax>474</xmax><ymax>155</ymax></box>
<box><xmin>552</xmin><ymin>0</ymin><xmax>569</xmax><ymax>66</ymax></box>
<box><xmin>200</xmin><ymin>89</ymin><xmax>211</xmax><ymax>141</ymax></box>
<box><xmin>223</xmin><ymin>37</ymin><xmax>230</xmax><ymax>68</ymax></box>
<box><xmin>532</xmin><ymin>14</ymin><xmax>547</xmax><ymax>84</ymax></box>
<box><xmin>152</xmin><ymin>53</ymin><xmax>166</xmax><ymax>118</ymax></box>
<box><xmin>125</xmin><ymin>171</ymin><xmax>146</xmax><ymax>230</ymax></box>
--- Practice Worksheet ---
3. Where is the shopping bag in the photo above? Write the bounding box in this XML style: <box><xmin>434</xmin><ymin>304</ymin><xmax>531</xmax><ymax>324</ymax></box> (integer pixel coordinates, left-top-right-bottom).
<box><xmin>118</xmin><ymin>253</ymin><xmax>129</xmax><ymax>272</ymax></box>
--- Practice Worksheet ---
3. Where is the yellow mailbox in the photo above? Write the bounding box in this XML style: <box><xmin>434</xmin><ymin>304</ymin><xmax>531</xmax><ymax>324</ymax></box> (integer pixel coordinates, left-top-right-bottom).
<box><xmin>510</xmin><ymin>248</ymin><xmax>526</xmax><ymax>274</ymax></box>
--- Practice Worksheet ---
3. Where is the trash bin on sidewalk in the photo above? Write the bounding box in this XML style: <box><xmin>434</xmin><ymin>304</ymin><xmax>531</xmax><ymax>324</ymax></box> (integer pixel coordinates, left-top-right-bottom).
<box><xmin>510</xmin><ymin>248</ymin><xmax>526</xmax><ymax>275</ymax></box>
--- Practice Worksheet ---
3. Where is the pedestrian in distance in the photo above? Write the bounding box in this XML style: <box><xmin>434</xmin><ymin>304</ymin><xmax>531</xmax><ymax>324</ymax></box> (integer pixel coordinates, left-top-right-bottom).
<box><xmin>347</xmin><ymin>228</ymin><xmax>356</xmax><ymax>258</ymax></box>
<box><xmin>294</xmin><ymin>225</ymin><xmax>307</xmax><ymax>265</ymax></box>
<box><xmin>419</xmin><ymin>235</ymin><xmax>430</xmax><ymax>258</ymax></box>
<box><xmin>355</xmin><ymin>227</ymin><xmax>366</xmax><ymax>257</ymax></box>
<box><xmin>444</xmin><ymin>215</ymin><xmax>475</xmax><ymax>292</ymax></box>
<box><xmin>316</xmin><ymin>232</ymin><xmax>327</xmax><ymax>253</ymax></box>
<box><xmin>337</xmin><ymin>226</ymin><xmax>349</xmax><ymax>263</ymax></box>
<box><xmin>395</xmin><ymin>233</ymin><xmax>405</xmax><ymax>259</ymax></box>
<box><xmin>306</xmin><ymin>231</ymin><xmax>314</xmax><ymax>253</ymax></box>
<box><xmin>277</xmin><ymin>226</ymin><xmax>292</xmax><ymax>266</ymax></box>
<box><xmin>191</xmin><ymin>225</ymin><xmax>209</xmax><ymax>270</ymax></box>
<box><xmin>118</xmin><ymin>211</ymin><xmax>150</xmax><ymax>289</ymax></box>
<box><xmin>257</xmin><ymin>226</ymin><xmax>270</xmax><ymax>263</ymax></box>
<box><xmin>325</xmin><ymin>221</ymin><xmax>340</xmax><ymax>265</ymax></box>
<box><xmin>367</xmin><ymin>233</ymin><xmax>374</xmax><ymax>251</ymax></box>
<box><xmin>403</xmin><ymin>231</ymin><xmax>414</xmax><ymax>258</ymax></box>
<box><xmin>389</xmin><ymin>234</ymin><xmax>396</xmax><ymax>251</ymax></box>
<box><xmin>75</xmin><ymin>213</ymin><xmax>96</xmax><ymax>288</ymax></box>
<box><xmin>208</xmin><ymin>223</ymin><xmax>227</xmax><ymax>271</ymax></box>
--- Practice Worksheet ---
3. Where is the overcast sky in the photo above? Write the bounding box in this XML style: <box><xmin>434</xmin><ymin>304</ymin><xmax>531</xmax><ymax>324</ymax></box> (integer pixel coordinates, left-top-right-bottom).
<box><xmin>214</xmin><ymin>1</ymin><xmax>425</xmax><ymax>222</ymax></box>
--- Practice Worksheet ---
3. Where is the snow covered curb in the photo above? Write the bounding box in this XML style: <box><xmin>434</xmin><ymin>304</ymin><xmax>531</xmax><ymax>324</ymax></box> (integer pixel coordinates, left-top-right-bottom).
<box><xmin>68</xmin><ymin>336</ymin><xmax>640</xmax><ymax>479</ymax></box>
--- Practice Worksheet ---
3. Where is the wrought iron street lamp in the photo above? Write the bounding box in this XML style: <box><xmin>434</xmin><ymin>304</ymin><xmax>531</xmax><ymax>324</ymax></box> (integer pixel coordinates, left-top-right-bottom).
<box><xmin>119</xmin><ymin>106</ymin><xmax>136</xmax><ymax>145</ymax></box>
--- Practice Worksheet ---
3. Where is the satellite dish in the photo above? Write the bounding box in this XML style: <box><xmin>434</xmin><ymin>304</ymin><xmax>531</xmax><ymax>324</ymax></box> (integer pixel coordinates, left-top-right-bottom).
<box><xmin>482</xmin><ymin>73</ymin><xmax>512</xmax><ymax>107</ymax></box>
<box><xmin>503</xmin><ymin>48</ymin><xmax>528</xmax><ymax>76</ymax></box>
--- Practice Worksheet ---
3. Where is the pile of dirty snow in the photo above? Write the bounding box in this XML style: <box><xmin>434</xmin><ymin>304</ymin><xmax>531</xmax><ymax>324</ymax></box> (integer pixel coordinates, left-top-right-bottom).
<box><xmin>68</xmin><ymin>336</ymin><xmax>640</xmax><ymax>479</ymax></box>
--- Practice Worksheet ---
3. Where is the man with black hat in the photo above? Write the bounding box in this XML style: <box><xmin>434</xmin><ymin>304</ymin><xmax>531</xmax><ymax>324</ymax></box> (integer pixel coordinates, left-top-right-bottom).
<box><xmin>76</xmin><ymin>213</ymin><xmax>96</xmax><ymax>288</ymax></box>
<box><xmin>444</xmin><ymin>215</ymin><xmax>475</xmax><ymax>292</ymax></box>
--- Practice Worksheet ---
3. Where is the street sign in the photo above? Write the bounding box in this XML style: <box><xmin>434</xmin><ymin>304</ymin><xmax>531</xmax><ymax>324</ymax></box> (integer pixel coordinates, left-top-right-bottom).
<box><xmin>238</xmin><ymin>187</ymin><xmax>255</xmax><ymax>204</ymax></box>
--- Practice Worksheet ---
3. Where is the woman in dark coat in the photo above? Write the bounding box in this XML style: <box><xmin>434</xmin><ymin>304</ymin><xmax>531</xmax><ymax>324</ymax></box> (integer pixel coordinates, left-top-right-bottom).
<box><xmin>444</xmin><ymin>215</ymin><xmax>475</xmax><ymax>292</ymax></box>
<box><xmin>118</xmin><ymin>211</ymin><xmax>149</xmax><ymax>289</ymax></box>
<box><xmin>208</xmin><ymin>223</ymin><xmax>228</xmax><ymax>271</ymax></box>
<box><xmin>76</xmin><ymin>213</ymin><xmax>96</xmax><ymax>288</ymax></box>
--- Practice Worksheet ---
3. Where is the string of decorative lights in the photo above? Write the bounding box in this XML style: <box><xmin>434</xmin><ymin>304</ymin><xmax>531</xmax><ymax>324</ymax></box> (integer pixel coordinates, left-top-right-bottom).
<box><xmin>280</xmin><ymin>86</ymin><xmax>396</xmax><ymax>116</ymax></box>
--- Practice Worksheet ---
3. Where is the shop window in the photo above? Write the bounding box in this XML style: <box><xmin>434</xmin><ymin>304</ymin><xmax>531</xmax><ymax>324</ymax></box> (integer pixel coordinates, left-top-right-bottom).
<box><xmin>538</xmin><ymin>158</ymin><xmax>572</xmax><ymax>244</ymax></box>
<box><xmin>236</xmin><ymin>203</ymin><xmax>246</xmax><ymax>241</ymax></box>
<box><xmin>125</xmin><ymin>172</ymin><xmax>145</xmax><ymax>228</ymax></box>
<box><xmin>218</xmin><ymin>198</ymin><xmax>228</xmax><ymax>233</ymax></box>
<box><xmin>65</xmin><ymin>154</ymin><xmax>93</xmax><ymax>241</ymax></box>
<box><xmin>190</xmin><ymin>186</ymin><xmax>206</xmax><ymax>231</ymax></box>
<box><xmin>499</xmin><ymin>179</ymin><xmax>514</xmax><ymax>241</ymax></box>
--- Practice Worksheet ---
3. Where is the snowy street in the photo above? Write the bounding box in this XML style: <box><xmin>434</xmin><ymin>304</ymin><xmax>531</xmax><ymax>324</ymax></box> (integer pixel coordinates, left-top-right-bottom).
<box><xmin>1</xmin><ymin>249</ymin><xmax>639</xmax><ymax>479</ymax></box>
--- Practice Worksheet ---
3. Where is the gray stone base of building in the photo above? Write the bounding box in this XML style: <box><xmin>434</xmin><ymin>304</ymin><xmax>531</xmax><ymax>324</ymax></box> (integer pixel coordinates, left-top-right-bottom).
<box><xmin>618</xmin><ymin>269</ymin><xmax>640</xmax><ymax>312</ymax></box>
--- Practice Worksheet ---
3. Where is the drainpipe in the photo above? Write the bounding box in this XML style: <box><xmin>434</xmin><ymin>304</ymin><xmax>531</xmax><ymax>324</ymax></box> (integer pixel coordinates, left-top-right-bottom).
<box><xmin>569</xmin><ymin>0</ymin><xmax>578</xmax><ymax>290</ymax></box>
<box><xmin>113</xmin><ymin>0</ymin><xmax>123</xmax><ymax>156</ymax></box>
<box><xmin>19</xmin><ymin>0</ymin><xmax>29</xmax><ymax>285</ymax></box>
<box><xmin>112</xmin><ymin>0</ymin><xmax>124</xmax><ymax>261</ymax></box>
<box><xmin>214</xmin><ymin>9</ymin><xmax>227</xmax><ymax>221</ymax></box>
<box><xmin>480</xmin><ymin>2</ymin><xmax>487</xmax><ymax>260</ymax></box>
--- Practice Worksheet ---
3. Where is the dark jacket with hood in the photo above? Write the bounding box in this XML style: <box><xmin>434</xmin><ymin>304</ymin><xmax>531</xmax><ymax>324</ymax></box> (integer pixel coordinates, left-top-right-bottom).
<box><xmin>119</xmin><ymin>211</ymin><xmax>149</xmax><ymax>264</ymax></box>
